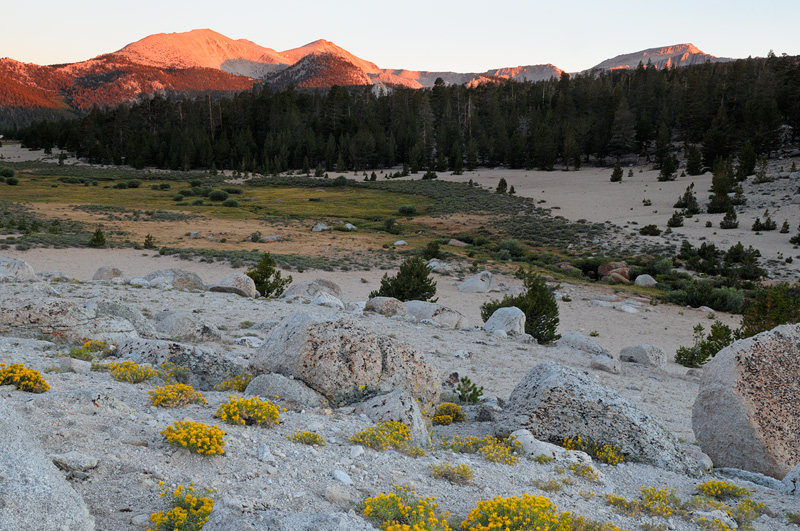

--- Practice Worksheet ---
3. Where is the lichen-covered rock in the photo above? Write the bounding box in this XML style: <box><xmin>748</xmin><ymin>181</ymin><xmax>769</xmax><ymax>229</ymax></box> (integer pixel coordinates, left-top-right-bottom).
<box><xmin>619</xmin><ymin>344</ymin><xmax>667</xmax><ymax>368</ymax></box>
<box><xmin>142</xmin><ymin>269</ymin><xmax>206</xmax><ymax>291</ymax></box>
<box><xmin>0</xmin><ymin>257</ymin><xmax>37</xmax><ymax>282</ymax></box>
<box><xmin>555</xmin><ymin>331</ymin><xmax>613</xmax><ymax>359</ymax></box>
<box><xmin>0</xmin><ymin>400</ymin><xmax>95</xmax><ymax>530</ymax></box>
<box><xmin>458</xmin><ymin>271</ymin><xmax>494</xmax><ymax>293</ymax></box>
<box><xmin>249</xmin><ymin>313</ymin><xmax>440</xmax><ymax>406</ymax></box>
<box><xmin>496</xmin><ymin>362</ymin><xmax>696</xmax><ymax>474</ymax></box>
<box><xmin>210</xmin><ymin>273</ymin><xmax>257</xmax><ymax>298</ymax></box>
<box><xmin>483</xmin><ymin>307</ymin><xmax>525</xmax><ymax>336</ymax></box>
<box><xmin>404</xmin><ymin>301</ymin><xmax>469</xmax><ymax>330</ymax></box>
<box><xmin>245</xmin><ymin>373</ymin><xmax>329</xmax><ymax>410</ymax></box>
<box><xmin>354</xmin><ymin>388</ymin><xmax>430</xmax><ymax>448</ymax></box>
<box><xmin>365</xmin><ymin>297</ymin><xmax>407</xmax><ymax>318</ymax></box>
<box><xmin>692</xmin><ymin>323</ymin><xmax>800</xmax><ymax>479</ymax></box>
<box><xmin>115</xmin><ymin>338</ymin><xmax>241</xmax><ymax>390</ymax></box>
<box><xmin>153</xmin><ymin>310</ymin><xmax>221</xmax><ymax>342</ymax></box>
<box><xmin>282</xmin><ymin>279</ymin><xmax>341</xmax><ymax>301</ymax></box>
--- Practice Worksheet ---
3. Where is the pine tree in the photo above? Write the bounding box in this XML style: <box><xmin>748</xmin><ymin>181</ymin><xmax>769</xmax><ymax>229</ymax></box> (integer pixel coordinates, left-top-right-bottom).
<box><xmin>686</xmin><ymin>146</ymin><xmax>703</xmax><ymax>175</ymax></box>
<box><xmin>88</xmin><ymin>228</ymin><xmax>106</xmax><ymax>248</ymax></box>
<box><xmin>610</xmin><ymin>163</ymin><xmax>623</xmax><ymax>182</ymax></box>
<box><xmin>736</xmin><ymin>140</ymin><xmax>757</xmax><ymax>180</ymax></box>
<box><xmin>369</xmin><ymin>256</ymin><xmax>436</xmax><ymax>302</ymax></box>
<box><xmin>495</xmin><ymin>177</ymin><xmax>508</xmax><ymax>194</ymax></box>
<box><xmin>720</xmin><ymin>208</ymin><xmax>739</xmax><ymax>229</ymax></box>
<box><xmin>657</xmin><ymin>154</ymin><xmax>678</xmax><ymax>181</ymax></box>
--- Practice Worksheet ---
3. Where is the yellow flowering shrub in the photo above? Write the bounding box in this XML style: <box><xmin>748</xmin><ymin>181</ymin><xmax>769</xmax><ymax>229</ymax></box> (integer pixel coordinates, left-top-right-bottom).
<box><xmin>148</xmin><ymin>483</ymin><xmax>215</xmax><ymax>531</ymax></box>
<box><xmin>460</xmin><ymin>494</ymin><xmax>573</xmax><ymax>531</ymax></box>
<box><xmin>604</xmin><ymin>487</ymin><xmax>681</xmax><ymax>518</ymax></box>
<box><xmin>287</xmin><ymin>430</ymin><xmax>326</xmax><ymax>446</ymax></box>
<box><xmin>362</xmin><ymin>485</ymin><xmax>450</xmax><ymax>531</ymax></box>
<box><xmin>158</xmin><ymin>362</ymin><xmax>192</xmax><ymax>384</ymax></box>
<box><xmin>215</xmin><ymin>395</ymin><xmax>280</xmax><ymax>426</ymax></box>
<box><xmin>695</xmin><ymin>480</ymin><xmax>750</xmax><ymax>500</ymax></box>
<box><xmin>0</xmin><ymin>363</ymin><xmax>49</xmax><ymax>393</ymax></box>
<box><xmin>433</xmin><ymin>403</ymin><xmax>465</xmax><ymax>426</ymax></box>
<box><xmin>162</xmin><ymin>421</ymin><xmax>226</xmax><ymax>455</ymax></box>
<box><xmin>569</xmin><ymin>463</ymin><xmax>601</xmax><ymax>482</ymax></box>
<box><xmin>213</xmin><ymin>373</ymin><xmax>253</xmax><ymax>392</ymax></box>
<box><xmin>350</xmin><ymin>421</ymin><xmax>411</xmax><ymax>451</ymax></box>
<box><xmin>68</xmin><ymin>340</ymin><xmax>113</xmax><ymax>361</ymax></box>
<box><xmin>441</xmin><ymin>435</ymin><xmax>522</xmax><ymax>465</ymax></box>
<box><xmin>562</xmin><ymin>437</ymin><xmax>624</xmax><ymax>466</ymax></box>
<box><xmin>93</xmin><ymin>360</ymin><xmax>158</xmax><ymax>383</ymax></box>
<box><xmin>149</xmin><ymin>384</ymin><xmax>206</xmax><ymax>407</ymax></box>
<box><xmin>430</xmin><ymin>463</ymin><xmax>474</xmax><ymax>485</ymax></box>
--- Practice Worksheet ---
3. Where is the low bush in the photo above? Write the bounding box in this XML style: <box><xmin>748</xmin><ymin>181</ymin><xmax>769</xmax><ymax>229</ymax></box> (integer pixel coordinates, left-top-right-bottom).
<box><xmin>398</xmin><ymin>204</ymin><xmax>417</xmax><ymax>216</ymax></box>
<box><xmin>149</xmin><ymin>384</ymin><xmax>206</xmax><ymax>407</ymax></box>
<box><xmin>349</xmin><ymin>421</ymin><xmax>412</xmax><ymax>452</ymax></box>
<box><xmin>221</xmin><ymin>199</ymin><xmax>239</xmax><ymax>207</ymax></box>
<box><xmin>433</xmin><ymin>402</ymin><xmax>465</xmax><ymax>425</ymax></box>
<box><xmin>562</xmin><ymin>437</ymin><xmax>624</xmax><ymax>465</ymax></box>
<box><xmin>738</xmin><ymin>283</ymin><xmax>800</xmax><ymax>338</ymax></box>
<box><xmin>481</xmin><ymin>272</ymin><xmax>559</xmax><ymax>343</ymax></box>
<box><xmin>0</xmin><ymin>363</ymin><xmax>49</xmax><ymax>393</ymax></box>
<box><xmin>208</xmin><ymin>190</ymin><xmax>229</xmax><ymax>201</ymax></box>
<box><xmin>149</xmin><ymin>483</ymin><xmax>215</xmax><ymax>531</ymax></box>
<box><xmin>286</xmin><ymin>430</ymin><xmax>326</xmax><ymax>446</ymax></box>
<box><xmin>162</xmin><ymin>421</ymin><xmax>226</xmax><ymax>455</ymax></box>
<box><xmin>214</xmin><ymin>373</ymin><xmax>253</xmax><ymax>392</ymax></box>
<box><xmin>441</xmin><ymin>435</ymin><xmax>522</xmax><ymax>465</ymax></box>
<box><xmin>246</xmin><ymin>253</ymin><xmax>292</xmax><ymax>297</ymax></box>
<box><xmin>215</xmin><ymin>395</ymin><xmax>280</xmax><ymax>426</ymax></box>
<box><xmin>639</xmin><ymin>224</ymin><xmax>662</xmax><ymax>236</ymax></box>
<box><xmin>362</xmin><ymin>486</ymin><xmax>450</xmax><ymax>531</ymax></box>
<box><xmin>369</xmin><ymin>256</ymin><xmax>437</xmax><ymax>302</ymax></box>
<box><xmin>5</xmin><ymin>176</ymin><xmax>19</xmax><ymax>185</ymax></box>
<box><xmin>430</xmin><ymin>463</ymin><xmax>474</xmax><ymax>485</ymax></box>
<box><xmin>674</xmin><ymin>321</ymin><xmax>734</xmax><ymax>367</ymax></box>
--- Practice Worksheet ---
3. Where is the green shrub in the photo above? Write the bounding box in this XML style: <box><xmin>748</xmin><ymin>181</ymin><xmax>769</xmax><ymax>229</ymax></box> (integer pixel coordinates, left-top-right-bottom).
<box><xmin>113</xmin><ymin>181</ymin><xmax>128</xmax><ymax>189</ymax></box>
<box><xmin>667</xmin><ymin>211</ymin><xmax>684</xmax><ymax>228</ymax></box>
<box><xmin>455</xmin><ymin>376</ymin><xmax>483</xmax><ymax>403</ymax></box>
<box><xmin>0</xmin><ymin>168</ymin><xmax>14</xmax><ymax>178</ymax></box>
<box><xmin>495</xmin><ymin>238</ymin><xmax>525</xmax><ymax>258</ymax></box>
<box><xmin>127</xmin><ymin>179</ymin><xmax>141</xmax><ymax>188</ymax></box>
<box><xmin>88</xmin><ymin>227</ymin><xmax>106</xmax><ymax>248</ymax></box>
<box><xmin>653</xmin><ymin>259</ymin><xmax>673</xmax><ymax>275</ymax></box>
<box><xmin>221</xmin><ymin>199</ymin><xmax>239</xmax><ymax>207</ymax></box>
<box><xmin>159</xmin><ymin>183</ymin><xmax>171</xmax><ymax>190</ymax></box>
<box><xmin>246</xmin><ymin>253</ymin><xmax>292</xmax><ymax>297</ymax></box>
<box><xmin>369</xmin><ymin>256</ymin><xmax>437</xmax><ymax>302</ymax></box>
<box><xmin>5</xmin><ymin>176</ymin><xmax>19</xmax><ymax>185</ymax></box>
<box><xmin>720</xmin><ymin>208</ymin><xmax>739</xmax><ymax>229</ymax></box>
<box><xmin>222</xmin><ymin>187</ymin><xmax>243</xmax><ymax>194</ymax></box>
<box><xmin>738</xmin><ymin>283</ymin><xmax>800</xmax><ymax>338</ymax></box>
<box><xmin>172</xmin><ymin>194</ymin><xmax>184</xmax><ymax>202</ymax></box>
<box><xmin>208</xmin><ymin>190</ymin><xmax>229</xmax><ymax>201</ymax></box>
<box><xmin>481</xmin><ymin>272</ymin><xmax>559</xmax><ymax>343</ymax></box>
<box><xmin>398</xmin><ymin>204</ymin><xmax>417</xmax><ymax>216</ymax></box>
<box><xmin>422</xmin><ymin>241</ymin><xmax>441</xmax><ymax>260</ymax></box>
<box><xmin>675</xmin><ymin>321</ymin><xmax>735</xmax><ymax>367</ymax></box>
<box><xmin>610</xmin><ymin>163</ymin><xmax>623</xmax><ymax>182</ymax></box>
<box><xmin>639</xmin><ymin>224</ymin><xmax>661</xmax><ymax>236</ymax></box>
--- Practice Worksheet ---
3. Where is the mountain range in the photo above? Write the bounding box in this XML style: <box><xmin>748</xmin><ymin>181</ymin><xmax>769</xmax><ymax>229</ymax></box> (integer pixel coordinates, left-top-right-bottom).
<box><xmin>0</xmin><ymin>29</ymin><xmax>732</xmax><ymax>125</ymax></box>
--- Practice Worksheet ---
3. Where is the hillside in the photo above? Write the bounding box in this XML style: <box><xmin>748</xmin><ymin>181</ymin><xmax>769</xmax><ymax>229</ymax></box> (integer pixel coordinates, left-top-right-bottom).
<box><xmin>590</xmin><ymin>43</ymin><xmax>731</xmax><ymax>71</ymax></box>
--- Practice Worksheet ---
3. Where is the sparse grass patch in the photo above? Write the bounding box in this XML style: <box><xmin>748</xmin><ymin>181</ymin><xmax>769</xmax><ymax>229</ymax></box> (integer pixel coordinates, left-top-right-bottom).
<box><xmin>429</xmin><ymin>463</ymin><xmax>474</xmax><ymax>485</ymax></box>
<box><xmin>213</xmin><ymin>373</ymin><xmax>253</xmax><ymax>392</ymax></box>
<box><xmin>441</xmin><ymin>435</ymin><xmax>522</xmax><ymax>465</ymax></box>
<box><xmin>286</xmin><ymin>430</ymin><xmax>326</xmax><ymax>446</ymax></box>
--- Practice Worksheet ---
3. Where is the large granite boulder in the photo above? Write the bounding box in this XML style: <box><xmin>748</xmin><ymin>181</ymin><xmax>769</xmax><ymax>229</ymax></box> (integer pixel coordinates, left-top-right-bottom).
<box><xmin>210</xmin><ymin>273</ymin><xmax>257</xmax><ymax>298</ymax></box>
<box><xmin>692</xmin><ymin>324</ymin><xmax>800</xmax><ymax>479</ymax></box>
<box><xmin>92</xmin><ymin>266</ymin><xmax>123</xmax><ymax>281</ymax></box>
<box><xmin>115</xmin><ymin>338</ymin><xmax>242</xmax><ymax>390</ymax></box>
<box><xmin>354</xmin><ymin>389</ymin><xmax>430</xmax><ymax>448</ymax></box>
<box><xmin>153</xmin><ymin>310</ymin><xmax>221</xmax><ymax>342</ymax></box>
<box><xmin>598</xmin><ymin>261</ymin><xmax>627</xmax><ymax>278</ymax></box>
<box><xmin>555</xmin><ymin>331</ymin><xmax>613</xmax><ymax>359</ymax></box>
<box><xmin>634</xmin><ymin>274</ymin><xmax>658</xmax><ymax>287</ymax></box>
<box><xmin>282</xmin><ymin>279</ymin><xmax>342</xmax><ymax>304</ymax></box>
<box><xmin>245</xmin><ymin>373</ymin><xmax>329</xmax><ymax>410</ymax></box>
<box><xmin>404</xmin><ymin>301</ymin><xmax>469</xmax><ymax>329</ymax></box>
<box><xmin>619</xmin><ymin>344</ymin><xmax>667</xmax><ymax>368</ymax></box>
<box><xmin>496</xmin><ymin>362</ymin><xmax>696</xmax><ymax>474</ymax></box>
<box><xmin>142</xmin><ymin>269</ymin><xmax>206</xmax><ymax>291</ymax></box>
<box><xmin>249</xmin><ymin>313</ymin><xmax>440</xmax><ymax>406</ymax></box>
<box><xmin>0</xmin><ymin>257</ymin><xmax>37</xmax><ymax>282</ymax></box>
<box><xmin>458</xmin><ymin>271</ymin><xmax>493</xmax><ymax>293</ymax></box>
<box><xmin>0</xmin><ymin>399</ymin><xmax>95</xmax><ymax>530</ymax></box>
<box><xmin>365</xmin><ymin>297</ymin><xmax>407</xmax><ymax>318</ymax></box>
<box><xmin>483</xmin><ymin>307</ymin><xmax>526</xmax><ymax>336</ymax></box>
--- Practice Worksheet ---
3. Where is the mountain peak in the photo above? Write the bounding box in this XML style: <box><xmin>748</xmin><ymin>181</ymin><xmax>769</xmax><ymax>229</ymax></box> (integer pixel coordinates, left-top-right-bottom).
<box><xmin>590</xmin><ymin>43</ymin><xmax>729</xmax><ymax>71</ymax></box>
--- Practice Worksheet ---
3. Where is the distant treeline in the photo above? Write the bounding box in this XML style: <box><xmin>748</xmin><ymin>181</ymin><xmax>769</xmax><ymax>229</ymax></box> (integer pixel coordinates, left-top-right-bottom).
<box><xmin>16</xmin><ymin>53</ymin><xmax>800</xmax><ymax>173</ymax></box>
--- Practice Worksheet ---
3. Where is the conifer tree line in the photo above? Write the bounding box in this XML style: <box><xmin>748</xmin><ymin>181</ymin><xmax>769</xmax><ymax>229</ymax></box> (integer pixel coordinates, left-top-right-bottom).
<box><xmin>17</xmin><ymin>54</ymin><xmax>800</xmax><ymax>173</ymax></box>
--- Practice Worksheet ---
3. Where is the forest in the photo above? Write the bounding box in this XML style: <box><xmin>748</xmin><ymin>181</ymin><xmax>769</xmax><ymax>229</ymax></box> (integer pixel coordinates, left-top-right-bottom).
<box><xmin>14</xmin><ymin>53</ymin><xmax>800</xmax><ymax>174</ymax></box>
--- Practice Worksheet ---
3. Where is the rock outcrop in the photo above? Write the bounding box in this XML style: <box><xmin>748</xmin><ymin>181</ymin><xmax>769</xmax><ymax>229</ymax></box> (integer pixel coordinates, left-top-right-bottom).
<box><xmin>692</xmin><ymin>324</ymin><xmax>800</xmax><ymax>479</ymax></box>
<box><xmin>0</xmin><ymin>257</ymin><xmax>37</xmax><ymax>282</ymax></box>
<box><xmin>153</xmin><ymin>310</ymin><xmax>221</xmax><ymax>342</ymax></box>
<box><xmin>142</xmin><ymin>269</ymin><xmax>207</xmax><ymax>291</ymax></box>
<box><xmin>555</xmin><ymin>331</ymin><xmax>613</xmax><ymax>359</ymax></box>
<box><xmin>116</xmin><ymin>338</ymin><xmax>241</xmax><ymax>390</ymax></box>
<box><xmin>483</xmin><ymin>307</ymin><xmax>525</xmax><ymax>336</ymax></box>
<box><xmin>249</xmin><ymin>313</ymin><xmax>440</xmax><ymax>406</ymax></box>
<box><xmin>404</xmin><ymin>301</ymin><xmax>468</xmax><ymax>329</ymax></box>
<box><xmin>496</xmin><ymin>362</ymin><xmax>696</xmax><ymax>474</ymax></box>
<box><xmin>365</xmin><ymin>297</ymin><xmax>407</xmax><ymax>318</ymax></box>
<box><xmin>458</xmin><ymin>271</ymin><xmax>493</xmax><ymax>293</ymax></box>
<box><xmin>209</xmin><ymin>272</ymin><xmax>257</xmax><ymax>298</ymax></box>
<box><xmin>245</xmin><ymin>373</ymin><xmax>329</xmax><ymax>410</ymax></box>
<box><xmin>619</xmin><ymin>344</ymin><xmax>666</xmax><ymax>368</ymax></box>
<box><xmin>0</xmin><ymin>399</ymin><xmax>95</xmax><ymax>530</ymax></box>
<box><xmin>354</xmin><ymin>388</ymin><xmax>430</xmax><ymax>448</ymax></box>
<box><xmin>92</xmin><ymin>266</ymin><xmax>123</xmax><ymax>281</ymax></box>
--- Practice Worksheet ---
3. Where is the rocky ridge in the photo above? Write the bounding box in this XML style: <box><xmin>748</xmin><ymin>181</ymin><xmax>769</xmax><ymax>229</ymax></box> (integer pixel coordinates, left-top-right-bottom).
<box><xmin>0</xmin><ymin>258</ymin><xmax>797</xmax><ymax>530</ymax></box>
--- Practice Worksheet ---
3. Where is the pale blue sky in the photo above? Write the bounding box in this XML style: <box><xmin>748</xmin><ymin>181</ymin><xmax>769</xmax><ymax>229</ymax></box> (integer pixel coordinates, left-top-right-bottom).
<box><xmin>2</xmin><ymin>0</ymin><xmax>797</xmax><ymax>72</ymax></box>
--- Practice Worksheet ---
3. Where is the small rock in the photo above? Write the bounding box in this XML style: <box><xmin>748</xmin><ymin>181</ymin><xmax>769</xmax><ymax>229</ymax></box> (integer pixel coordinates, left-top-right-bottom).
<box><xmin>458</xmin><ymin>271</ymin><xmax>494</xmax><ymax>293</ymax></box>
<box><xmin>131</xmin><ymin>514</ymin><xmax>151</xmax><ymax>528</ymax></box>
<box><xmin>51</xmin><ymin>451</ymin><xmax>98</xmax><ymax>472</ymax></box>
<box><xmin>58</xmin><ymin>357</ymin><xmax>92</xmax><ymax>374</ymax></box>
<box><xmin>634</xmin><ymin>274</ymin><xmax>658</xmax><ymax>287</ymax></box>
<box><xmin>331</xmin><ymin>470</ymin><xmax>353</xmax><ymax>485</ymax></box>
<box><xmin>589</xmin><ymin>355</ymin><xmax>622</xmax><ymax>375</ymax></box>
<box><xmin>350</xmin><ymin>446</ymin><xmax>365</xmax><ymax>459</ymax></box>
<box><xmin>324</xmin><ymin>484</ymin><xmax>354</xmax><ymax>504</ymax></box>
<box><xmin>311</xmin><ymin>223</ymin><xmax>330</xmax><ymax>232</ymax></box>
<box><xmin>393</xmin><ymin>240</ymin><xmax>408</xmax><ymax>246</ymax></box>
<box><xmin>92</xmin><ymin>266</ymin><xmax>123</xmax><ymax>281</ymax></box>
<box><xmin>619</xmin><ymin>344</ymin><xmax>667</xmax><ymax>369</ymax></box>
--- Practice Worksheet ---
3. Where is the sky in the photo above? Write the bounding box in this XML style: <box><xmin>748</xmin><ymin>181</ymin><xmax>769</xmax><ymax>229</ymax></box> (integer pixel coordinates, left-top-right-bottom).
<box><xmin>2</xmin><ymin>0</ymin><xmax>799</xmax><ymax>73</ymax></box>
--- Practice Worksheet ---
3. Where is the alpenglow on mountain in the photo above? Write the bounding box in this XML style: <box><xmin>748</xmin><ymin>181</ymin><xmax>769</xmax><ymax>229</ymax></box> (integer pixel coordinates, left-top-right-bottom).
<box><xmin>0</xmin><ymin>29</ymin><xmax>733</xmax><ymax>126</ymax></box>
